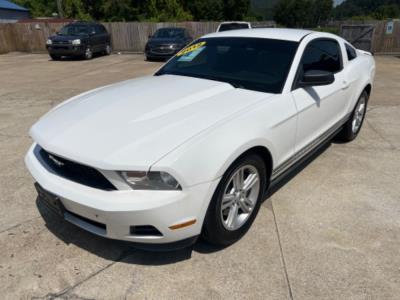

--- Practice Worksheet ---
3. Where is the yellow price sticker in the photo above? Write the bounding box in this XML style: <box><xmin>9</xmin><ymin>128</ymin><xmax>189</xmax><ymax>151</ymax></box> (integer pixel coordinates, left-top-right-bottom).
<box><xmin>176</xmin><ymin>41</ymin><xmax>206</xmax><ymax>57</ymax></box>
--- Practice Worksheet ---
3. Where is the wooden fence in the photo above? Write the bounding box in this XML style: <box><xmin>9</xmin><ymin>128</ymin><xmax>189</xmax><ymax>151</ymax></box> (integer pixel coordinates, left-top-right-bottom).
<box><xmin>0</xmin><ymin>21</ymin><xmax>275</xmax><ymax>54</ymax></box>
<box><xmin>1</xmin><ymin>20</ymin><xmax>399</xmax><ymax>55</ymax></box>
<box><xmin>338</xmin><ymin>20</ymin><xmax>400</xmax><ymax>53</ymax></box>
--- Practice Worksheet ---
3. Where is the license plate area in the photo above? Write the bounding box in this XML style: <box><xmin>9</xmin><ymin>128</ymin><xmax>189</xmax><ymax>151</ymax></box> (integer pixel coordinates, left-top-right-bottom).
<box><xmin>35</xmin><ymin>183</ymin><xmax>65</xmax><ymax>217</ymax></box>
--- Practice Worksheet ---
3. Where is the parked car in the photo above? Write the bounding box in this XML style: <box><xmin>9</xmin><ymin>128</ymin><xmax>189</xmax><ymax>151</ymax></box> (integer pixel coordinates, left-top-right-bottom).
<box><xmin>145</xmin><ymin>27</ymin><xmax>192</xmax><ymax>61</ymax></box>
<box><xmin>26</xmin><ymin>29</ymin><xmax>375</xmax><ymax>249</ymax></box>
<box><xmin>216</xmin><ymin>21</ymin><xmax>252</xmax><ymax>32</ymax></box>
<box><xmin>46</xmin><ymin>22</ymin><xmax>111</xmax><ymax>60</ymax></box>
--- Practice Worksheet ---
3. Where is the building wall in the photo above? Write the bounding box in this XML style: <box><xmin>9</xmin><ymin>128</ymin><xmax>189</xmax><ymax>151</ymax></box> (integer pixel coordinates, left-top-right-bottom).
<box><xmin>0</xmin><ymin>9</ymin><xmax>30</xmax><ymax>21</ymax></box>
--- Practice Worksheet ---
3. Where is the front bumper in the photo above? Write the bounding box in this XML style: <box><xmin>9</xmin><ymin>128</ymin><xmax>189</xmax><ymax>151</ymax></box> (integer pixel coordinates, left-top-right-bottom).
<box><xmin>145</xmin><ymin>48</ymin><xmax>179</xmax><ymax>59</ymax></box>
<box><xmin>25</xmin><ymin>143</ymin><xmax>218</xmax><ymax>245</ymax></box>
<box><xmin>47</xmin><ymin>45</ymin><xmax>86</xmax><ymax>56</ymax></box>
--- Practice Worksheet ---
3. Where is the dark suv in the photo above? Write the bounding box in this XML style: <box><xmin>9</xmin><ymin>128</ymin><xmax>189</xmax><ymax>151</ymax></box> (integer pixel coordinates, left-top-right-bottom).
<box><xmin>145</xmin><ymin>27</ymin><xmax>193</xmax><ymax>61</ymax></box>
<box><xmin>46</xmin><ymin>22</ymin><xmax>111</xmax><ymax>60</ymax></box>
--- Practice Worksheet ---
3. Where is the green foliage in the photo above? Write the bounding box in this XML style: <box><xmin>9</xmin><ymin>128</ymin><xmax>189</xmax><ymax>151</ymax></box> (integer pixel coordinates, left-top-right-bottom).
<box><xmin>14</xmin><ymin>0</ymin><xmax>256</xmax><ymax>22</ymax></box>
<box><xmin>224</xmin><ymin>0</ymin><xmax>251</xmax><ymax>20</ymax></box>
<box><xmin>14</xmin><ymin>0</ymin><xmax>57</xmax><ymax>18</ymax></box>
<box><xmin>273</xmin><ymin>0</ymin><xmax>333</xmax><ymax>28</ymax></box>
<box><xmin>311</xmin><ymin>26</ymin><xmax>339</xmax><ymax>34</ymax></box>
<box><xmin>334</xmin><ymin>0</ymin><xmax>400</xmax><ymax>20</ymax></box>
<box><xmin>187</xmin><ymin>0</ymin><xmax>224</xmax><ymax>21</ymax></box>
<box><xmin>144</xmin><ymin>0</ymin><xmax>193</xmax><ymax>21</ymax></box>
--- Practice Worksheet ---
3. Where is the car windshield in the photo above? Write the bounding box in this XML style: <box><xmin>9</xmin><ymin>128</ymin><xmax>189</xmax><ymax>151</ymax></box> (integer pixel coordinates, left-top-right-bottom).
<box><xmin>153</xmin><ymin>28</ymin><xmax>184</xmax><ymax>39</ymax></box>
<box><xmin>156</xmin><ymin>37</ymin><xmax>299</xmax><ymax>94</ymax></box>
<box><xmin>219</xmin><ymin>23</ymin><xmax>250</xmax><ymax>32</ymax></box>
<box><xmin>59</xmin><ymin>25</ymin><xmax>89</xmax><ymax>36</ymax></box>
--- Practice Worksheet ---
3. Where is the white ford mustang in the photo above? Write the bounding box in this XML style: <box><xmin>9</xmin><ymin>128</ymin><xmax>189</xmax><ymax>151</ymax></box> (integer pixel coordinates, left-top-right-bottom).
<box><xmin>25</xmin><ymin>29</ymin><xmax>375</xmax><ymax>249</ymax></box>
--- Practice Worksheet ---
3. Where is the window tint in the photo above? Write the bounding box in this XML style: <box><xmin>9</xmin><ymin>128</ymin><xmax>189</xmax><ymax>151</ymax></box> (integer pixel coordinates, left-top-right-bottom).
<box><xmin>218</xmin><ymin>23</ymin><xmax>250</xmax><ymax>32</ymax></box>
<box><xmin>156</xmin><ymin>37</ymin><xmax>299</xmax><ymax>94</ymax></box>
<box><xmin>59</xmin><ymin>25</ymin><xmax>88</xmax><ymax>36</ymax></box>
<box><xmin>345</xmin><ymin>43</ymin><xmax>357</xmax><ymax>61</ymax></box>
<box><xmin>301</xmin><ymin>39</ymin><xmax>342</xmax><ymax>73</ymax></box>
<box><xmin>154</xmin><ymin>28</ymin><xmax>184</xmax><ymax>38</ymax></box>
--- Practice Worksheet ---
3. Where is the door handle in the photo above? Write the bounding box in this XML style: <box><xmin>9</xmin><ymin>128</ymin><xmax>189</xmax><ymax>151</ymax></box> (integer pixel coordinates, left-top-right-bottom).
<box><xmin>342</xmin><ymin>81</ymin><xmax>350</xmax><ymax>90</ymax></box>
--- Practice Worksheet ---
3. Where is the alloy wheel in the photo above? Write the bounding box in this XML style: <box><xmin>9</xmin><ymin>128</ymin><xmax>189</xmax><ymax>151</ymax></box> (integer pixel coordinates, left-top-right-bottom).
<box><xmin>220</xmin><ymin>165</ymin><xmax>260</xmax><ymax>231</ymax></box>
<box><xmin>352</xmin><ymin>96</ymin><xmax>366</xmax><ymax>133</ymax></box>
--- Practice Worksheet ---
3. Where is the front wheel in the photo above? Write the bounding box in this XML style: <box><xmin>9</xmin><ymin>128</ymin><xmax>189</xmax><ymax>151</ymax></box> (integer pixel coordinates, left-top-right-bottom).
<box><xmin>202</xmin><ymin>154</ymin><xmax>267</xmax><ymax>246</ymax></box>
<box><xmin>83</xmin><ymin>47</ymin><xmax>93</xmax><ymax>60</ymax></box>
<box><xmin>50</xmin><ymin>54</ymin><xmax>61</xmax><ymax>61</ymax></box>
<box><xmin>337</xmin><ymin>91</ymin><xmax>369</xmax><ymax>142</ymax></box>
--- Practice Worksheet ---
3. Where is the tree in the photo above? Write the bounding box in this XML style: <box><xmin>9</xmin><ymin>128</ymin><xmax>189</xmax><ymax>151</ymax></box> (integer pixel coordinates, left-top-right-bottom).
<box><xmin>273</xmin><ymin>0</ymin><xmax>333</xmax><ymax>28</ymax></box>
<box><xmin>334</xmin><ymin>0</ymin><xmax>400</xmax><ymax>20</ymax></box>
<box><xmin>224</xmin><ymin>0</ymin><xmax>251</xmax><ymax>20</ymax></box>
<box><xmin>188</xmin><ymin>0</ymin><xmax>224</xmax><ymax>21</ymax></box>
<box><xmin>143</xmin><ymin>0</ymin><xmax>193</xmax><ymax>21</ymax></box>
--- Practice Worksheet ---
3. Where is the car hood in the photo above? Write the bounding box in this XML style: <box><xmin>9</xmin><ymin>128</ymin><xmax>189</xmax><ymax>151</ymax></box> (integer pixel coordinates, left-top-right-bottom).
<box><xmin>30</xmin><ymin>75</ymin><xmax>272</xmax><ymax>170</ymax></box>
<box><xmin>149</xmin><ymin>38</ymin><xmax>183</xmax><ymax>45</ymax></box>
<box><xmin>51</xmin><ymin>35</ymin><xmax>87</xmax><ymax>42</ymax></box>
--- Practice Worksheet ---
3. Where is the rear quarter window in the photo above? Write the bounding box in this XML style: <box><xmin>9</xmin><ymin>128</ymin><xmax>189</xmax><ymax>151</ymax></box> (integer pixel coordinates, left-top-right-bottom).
<box><xmin>345</xmin><ymin>43</ymin><xmax>357</xmax><ymax>61</ymax></box>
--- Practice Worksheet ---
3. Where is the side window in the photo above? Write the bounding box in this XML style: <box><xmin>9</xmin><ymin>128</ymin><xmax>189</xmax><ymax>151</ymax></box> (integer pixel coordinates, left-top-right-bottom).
<box><xmin>345</xmin><ymin>43</ymin><xmax>357</xmax><ymax>61</ymax></box>
<box><xmin>89</xmin><ymin>25</ymin><xmax>96</xmax><ymax>34</ymax></box>
<box><xmin>95</xmin><ymin>25</ymin><xmax>102</xmax><ymax>34</ymax></box>
<box><xmin>301</xmin><ymin>39</ymin><xmax>342</xmax><ymax>74</ymax></box>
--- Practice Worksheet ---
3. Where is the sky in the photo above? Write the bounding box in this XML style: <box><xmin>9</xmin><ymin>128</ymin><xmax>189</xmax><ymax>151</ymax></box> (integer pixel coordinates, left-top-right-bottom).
<box><xmin>334</xmin><ymin>0</ymin><xmax>345</xmax><ymax>6</ymax></box>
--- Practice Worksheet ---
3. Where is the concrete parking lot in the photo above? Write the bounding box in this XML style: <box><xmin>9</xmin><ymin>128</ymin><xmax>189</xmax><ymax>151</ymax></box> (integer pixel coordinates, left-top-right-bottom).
<box><xmin>0</xmin><ymin>52</ymin><xmax>399</xmax><ymax>300</ymax></box>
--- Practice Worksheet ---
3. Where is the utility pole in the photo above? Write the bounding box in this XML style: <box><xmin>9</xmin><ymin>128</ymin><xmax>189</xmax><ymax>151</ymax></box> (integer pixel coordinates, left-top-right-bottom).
<box><xmin>56</xmin><ymin>0</ymin><xmax>63</xmax><ymax>18</ymax></box>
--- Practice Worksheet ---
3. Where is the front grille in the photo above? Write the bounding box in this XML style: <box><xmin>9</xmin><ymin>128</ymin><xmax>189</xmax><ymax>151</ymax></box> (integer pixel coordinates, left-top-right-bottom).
<box><xmin>34</xmin><ymin>145</ymin><xmax>117</xmax><ymax>191</ymax></box>
<box><xmin>53</xmin><ymin>40</ymin><xmax>70</xmax><ymax>45</ymax></box>
<box><xmin>151</xmin><ymin>45</ymin><xmax>175</xmax><ymax>54</ymax></box>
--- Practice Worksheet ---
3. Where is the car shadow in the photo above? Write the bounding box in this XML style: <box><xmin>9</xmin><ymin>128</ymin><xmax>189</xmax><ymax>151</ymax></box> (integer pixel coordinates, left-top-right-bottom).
<box><xmin>36</xmin><ymin>140</ymin><xmax>333</xmax><ymax>265</ymax></box>
<box><xmin>48</xmin><ymin>53</ymin><xmax>106</xmax><ymax>62</ymax></box>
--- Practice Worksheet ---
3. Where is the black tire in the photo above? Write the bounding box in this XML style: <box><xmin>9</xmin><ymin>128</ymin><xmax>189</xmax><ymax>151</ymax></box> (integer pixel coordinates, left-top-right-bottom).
<box><xmin>202</xmin><ymin>153</ymin><xmax>267</xmax><ymax>246</ymax></box>
<box><xmin>104</xmin><ymin>44</ymin><xmax>112</xmax><ymax>55</ymax></box>
<box><xmin>337</xmin><ymin>90</ymin><xmax>369</xmax><ymax>142</ymax></box>
<box><xmin>50</xmin><ymin>54</ymin><xmax>60</xmax><ymax>61</ymax></box>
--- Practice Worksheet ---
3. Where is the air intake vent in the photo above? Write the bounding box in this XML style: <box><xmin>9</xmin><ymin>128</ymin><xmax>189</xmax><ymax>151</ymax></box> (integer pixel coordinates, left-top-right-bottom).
<box><xmin>130</xmin><ymin>225</ymin><xmax>163</xmax><ymax>236</ymax></box>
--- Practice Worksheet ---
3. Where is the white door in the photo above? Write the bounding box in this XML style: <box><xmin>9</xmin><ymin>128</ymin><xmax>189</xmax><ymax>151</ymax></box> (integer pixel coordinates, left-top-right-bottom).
<box><xmin>291</xmin><ymin>38</ymin><xmax>350</xmax><ymax>154</ymax></box>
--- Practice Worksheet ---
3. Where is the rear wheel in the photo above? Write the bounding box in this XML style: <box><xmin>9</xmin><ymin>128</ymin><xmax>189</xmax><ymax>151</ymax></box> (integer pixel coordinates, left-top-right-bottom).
<box><xmin>337</xmin><ymin>91</ymin><xmax>369</xmax><ymax>142</ymax></box>
<box><xmin>202</xmin><ymin>154</ymin><xmax>267</xmax><ymax>246</ymax></box>
<box><xmin>104</xmin><ymin>44</ymin><xmax>112</xmax><ymax>55</ymax></box>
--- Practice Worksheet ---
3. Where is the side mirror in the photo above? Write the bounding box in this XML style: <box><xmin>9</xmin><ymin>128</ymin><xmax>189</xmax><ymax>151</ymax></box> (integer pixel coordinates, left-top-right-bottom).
<box><xmin>299</xmin><ymin>70</ymin><xmax>334</xmax><ymax>87</ymax></box>
<box><xmin>148</xmin><ymin>34</ymin><xmax>152</xmax><ymax>39</ymax></box>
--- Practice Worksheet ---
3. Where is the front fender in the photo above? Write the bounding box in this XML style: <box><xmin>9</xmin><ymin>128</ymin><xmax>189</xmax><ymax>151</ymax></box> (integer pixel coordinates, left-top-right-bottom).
<box><xmin>151</xmin><ymin>94</ymin><xmax>297</xmax><ymax>188</ymax></box>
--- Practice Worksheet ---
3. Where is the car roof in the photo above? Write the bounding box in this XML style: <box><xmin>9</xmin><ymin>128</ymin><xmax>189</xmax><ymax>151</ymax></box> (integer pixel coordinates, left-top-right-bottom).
<box><xmin>219</xmin><ymin>21</ymin><xmax>251</xmax><ymax>24</ymax></box>
<box><xmin>67</xmin><ymin>21</ymin><xmax>99</xmax><ymax>26</ymax></box>
<box><xmin>156</xmin><ymin>27</ymin><xmax>185</xmax><ymax>31</ymax></box>
<box><xmin>204</xmin><ymin>28</ymin><xmax>314</xmax><ymax>42</ymax></box>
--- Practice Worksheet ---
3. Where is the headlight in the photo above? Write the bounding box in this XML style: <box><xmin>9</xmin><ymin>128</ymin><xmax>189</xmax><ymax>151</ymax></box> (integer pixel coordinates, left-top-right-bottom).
<box><xmin>120</xmin><ymin>171</ymin><xmax>181</xmax><ymax>190</ymax></box>
<box><xmin>72</xmin><ymin>39</ymin><xmax>81</xmax><ymax>45</ymax></box>
<box><xmin>46</xmin><ymin>39</ymin><xmax>52</xmax><ymax>45</ymax></box>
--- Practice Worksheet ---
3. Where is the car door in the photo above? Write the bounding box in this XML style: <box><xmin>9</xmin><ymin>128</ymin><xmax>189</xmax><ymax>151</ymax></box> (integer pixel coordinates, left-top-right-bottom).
<box><xmin>291</xmin><ymin>38</ymin><xmax>350</xmax><ymax>154</ymax></box>
<box><xmin>90</xmin><ymin>25</ymin><xmax>102</xmax><ymax>52</ymax></box>
<box><xmin>96</xmin><ymin>24</ymin><xmax>108</xmax><ymax>50</ymax></box>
